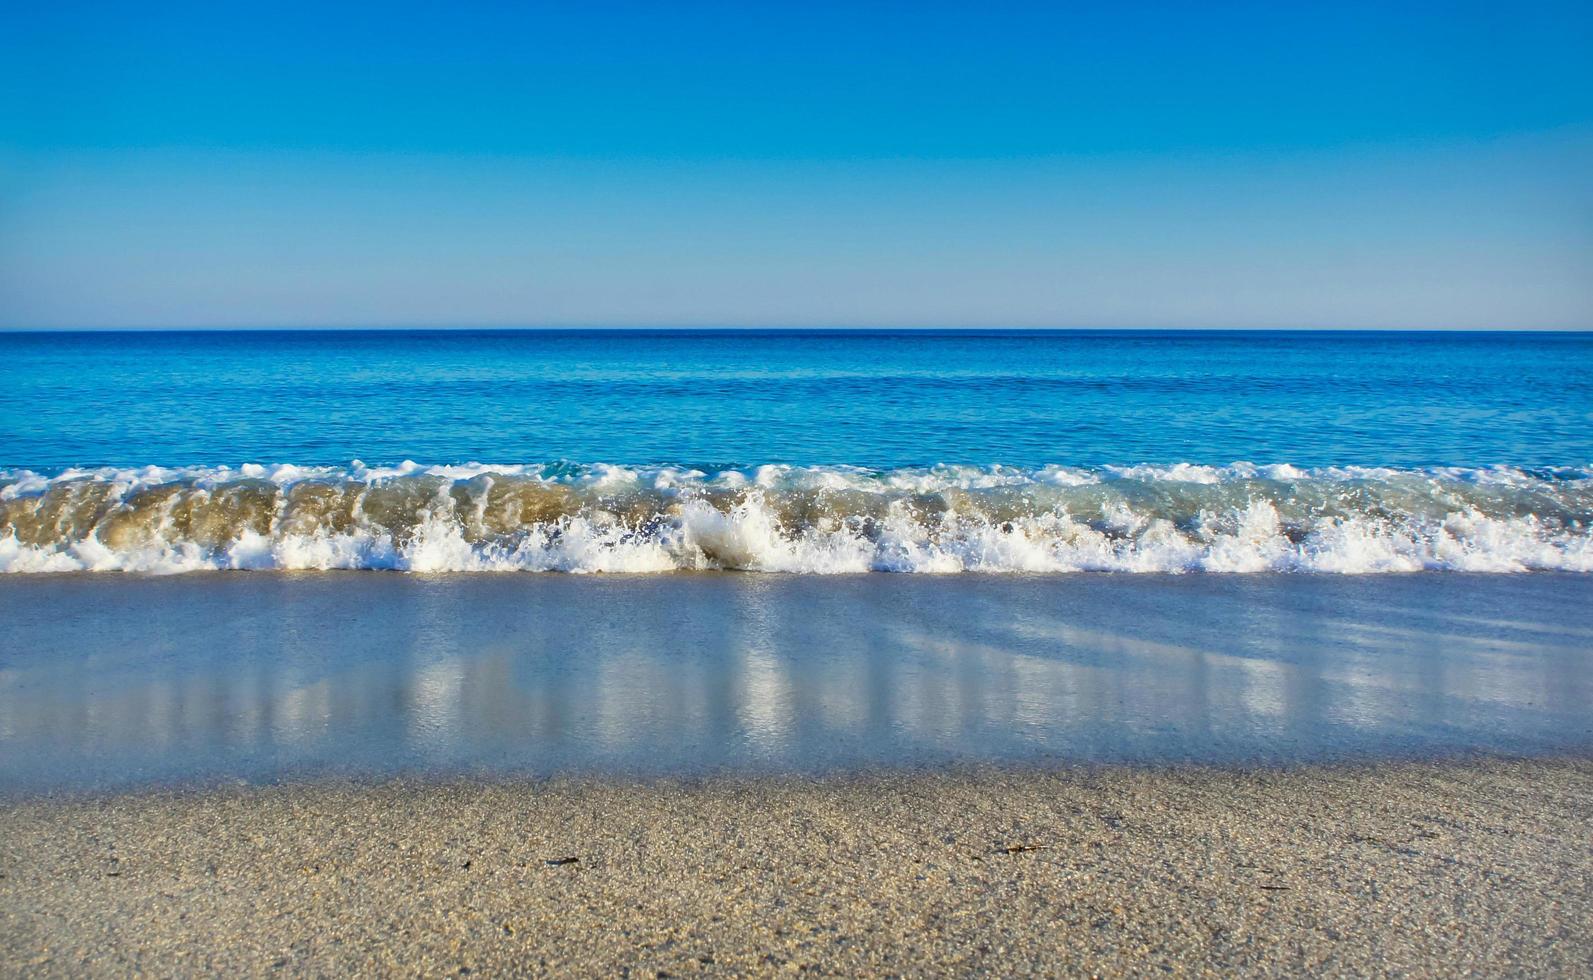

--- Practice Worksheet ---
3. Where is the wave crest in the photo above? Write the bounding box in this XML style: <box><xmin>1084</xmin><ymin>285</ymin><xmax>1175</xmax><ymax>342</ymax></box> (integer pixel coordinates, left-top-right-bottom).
<box><xmin>3</xmin><ymin>461</ymin><xmax>1591</xmax><ymax>574</ymax></box>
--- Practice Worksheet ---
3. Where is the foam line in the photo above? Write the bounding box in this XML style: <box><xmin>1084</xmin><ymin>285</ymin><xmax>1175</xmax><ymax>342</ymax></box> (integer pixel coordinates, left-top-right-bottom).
<box><xmin>3</xmin><ymin>461</ymin><xmax>1590</xmax><ymax>574</ymax></box>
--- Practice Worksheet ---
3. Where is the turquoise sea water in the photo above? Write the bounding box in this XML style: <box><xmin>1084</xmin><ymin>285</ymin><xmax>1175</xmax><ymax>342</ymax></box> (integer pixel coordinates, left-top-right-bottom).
<box><xmin>2</xmin><ymin>329</ymin><xmax>1591</xmax><ymax>573</ymax></box>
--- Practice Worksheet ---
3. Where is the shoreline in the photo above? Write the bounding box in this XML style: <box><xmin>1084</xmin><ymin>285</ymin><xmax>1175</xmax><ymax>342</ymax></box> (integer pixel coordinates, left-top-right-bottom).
<box><xmin>5</xmin><ymin>756</ymin><xmax>1591</xmax><ymax>975</ymax></box>
<box><xmin>0</xmin><ymin>738</ymin><xmax>1583</xmax><ymax>805</ymax></box>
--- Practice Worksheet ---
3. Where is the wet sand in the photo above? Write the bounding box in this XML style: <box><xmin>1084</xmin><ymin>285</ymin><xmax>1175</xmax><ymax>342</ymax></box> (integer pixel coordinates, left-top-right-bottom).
<box><xmin>4</xmin><ymin>756</ymin><xmax>1591</xmax><ymax>976</ymax></box>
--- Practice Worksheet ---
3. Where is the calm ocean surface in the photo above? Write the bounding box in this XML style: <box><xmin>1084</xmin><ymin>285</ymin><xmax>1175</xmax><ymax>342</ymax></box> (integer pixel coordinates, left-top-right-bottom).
<box><xmin>2</xmin><ymin>329</ymin><xmax>1592</xmax><ymax>575</ymax></box>
<box><xmin>3</xmin><ymin>329</ymin><xmax>1591</xmax><ymax>468</ymax></box>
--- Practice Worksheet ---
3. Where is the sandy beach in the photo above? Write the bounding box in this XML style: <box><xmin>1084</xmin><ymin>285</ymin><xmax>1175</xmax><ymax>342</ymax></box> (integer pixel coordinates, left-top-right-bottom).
<box><xmin>4</xmin><ymin>756</ymin><xmax>1590</xmax><ymax>976</ymax></box>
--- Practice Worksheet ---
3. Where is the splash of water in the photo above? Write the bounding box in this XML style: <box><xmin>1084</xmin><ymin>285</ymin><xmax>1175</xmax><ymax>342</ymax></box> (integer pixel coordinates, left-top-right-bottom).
<box><xmin>3</xmin><ymin>460</ymin><xmax>1590</xmax><ymax>574</ymax></box>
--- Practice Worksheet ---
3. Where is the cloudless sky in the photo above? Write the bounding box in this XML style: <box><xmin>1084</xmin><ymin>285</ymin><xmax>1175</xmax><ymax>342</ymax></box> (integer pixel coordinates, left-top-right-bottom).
<box><xmin>2</xmin><ymin>0</ymin><xmax>1591</xmax><ymax>328</ymax></box>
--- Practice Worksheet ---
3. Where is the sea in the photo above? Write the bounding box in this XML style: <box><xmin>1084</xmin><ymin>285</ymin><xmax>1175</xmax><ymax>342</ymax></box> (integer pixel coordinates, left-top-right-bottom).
<box><xmin>2</xmin><ymin>329</ymin><xmax>1591</xmax><ymax>791</ymax></box>
<box><xmin>3</xmin><ymin>328</ymin><xmax>1592</xmax><ymax>575</ymax></box>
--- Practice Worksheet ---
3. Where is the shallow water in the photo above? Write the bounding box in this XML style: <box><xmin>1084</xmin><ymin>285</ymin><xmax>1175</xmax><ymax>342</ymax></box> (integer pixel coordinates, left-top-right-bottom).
<box><xmin>2</xmin><ymin>573</ymin><xmax>1590</xmax><ymax>793</ymax></box>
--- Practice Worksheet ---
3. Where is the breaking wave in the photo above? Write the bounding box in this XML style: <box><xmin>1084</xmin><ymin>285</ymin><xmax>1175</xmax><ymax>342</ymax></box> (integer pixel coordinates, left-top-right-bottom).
<box><xmin>2</xmin><ymin>461</ymin><xmax>1591</xmax><ymax>575</ymax></box>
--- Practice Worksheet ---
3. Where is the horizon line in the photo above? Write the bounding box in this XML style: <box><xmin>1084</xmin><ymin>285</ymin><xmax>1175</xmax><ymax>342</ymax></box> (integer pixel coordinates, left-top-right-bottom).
<box><xmin>4</xmin><ymin>324</ymin><xmax>1591</xmax><ymax>335</ymax></box>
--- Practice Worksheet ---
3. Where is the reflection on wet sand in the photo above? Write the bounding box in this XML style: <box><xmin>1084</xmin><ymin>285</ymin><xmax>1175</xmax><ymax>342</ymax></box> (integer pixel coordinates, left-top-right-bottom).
<box><xmin>1</xmin><ymin>573</ymin><xmax>1590</xmax><ymax>793</ymax></box>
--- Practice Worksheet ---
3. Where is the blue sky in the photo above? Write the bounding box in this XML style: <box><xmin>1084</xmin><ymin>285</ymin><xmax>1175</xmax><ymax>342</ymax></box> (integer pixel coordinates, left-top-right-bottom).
<box><xmin>2</xmin><ymin>0</ymin><xmax>1591</xmax><ymax>328</ymax></box>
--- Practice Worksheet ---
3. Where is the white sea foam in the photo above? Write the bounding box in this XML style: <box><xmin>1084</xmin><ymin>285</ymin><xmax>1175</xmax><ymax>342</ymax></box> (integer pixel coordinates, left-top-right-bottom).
<box><xmin>2</xmin><ymin>461</ymin><xmax>1590</xmax><ymax>574</ymax></box>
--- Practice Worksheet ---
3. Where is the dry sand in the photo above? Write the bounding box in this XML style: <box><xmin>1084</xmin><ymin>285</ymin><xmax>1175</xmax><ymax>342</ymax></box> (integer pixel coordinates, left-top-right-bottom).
<box><xmin>3</xmin><ymin>757</ymin><xmax>1591</xmax><ymax>976</ymax></box>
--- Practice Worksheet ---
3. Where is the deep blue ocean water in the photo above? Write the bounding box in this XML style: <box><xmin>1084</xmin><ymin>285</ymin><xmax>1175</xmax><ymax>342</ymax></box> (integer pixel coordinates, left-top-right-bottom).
<box><xmin>3</xmin><ymin>329</ymin><xmax>1590</xmax><ymax>469</ymax></box>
